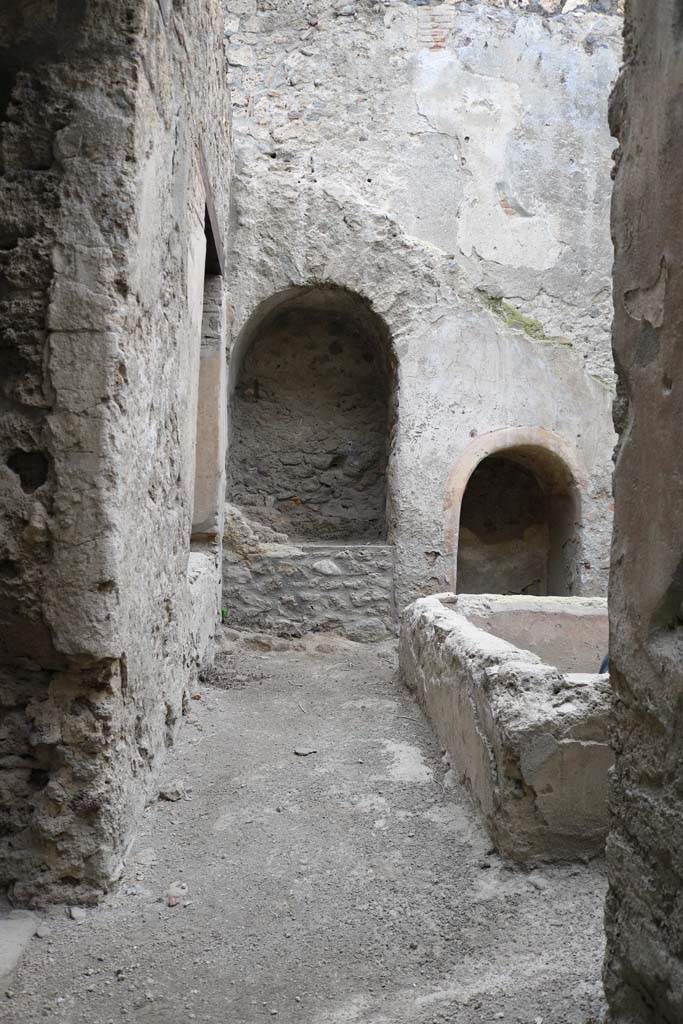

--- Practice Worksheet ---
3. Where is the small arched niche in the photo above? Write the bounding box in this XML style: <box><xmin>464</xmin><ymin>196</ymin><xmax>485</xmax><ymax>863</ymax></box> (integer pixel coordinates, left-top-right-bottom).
<box><xmin>228</xmin><ymin>285</ymin><xmax>396</xmax><ymax>542</ymax></box>
<box><xmin>445</xmin><ymin>431</ymin><xmax>583</xmax><ymax>597</ymax></box>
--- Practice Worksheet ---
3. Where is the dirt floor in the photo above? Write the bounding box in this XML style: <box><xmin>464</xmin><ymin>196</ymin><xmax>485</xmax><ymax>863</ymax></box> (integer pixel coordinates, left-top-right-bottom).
<box><xmin>3</xmin><ymin>632</ymin><xmax>607</xmax><ymax>1023</ymax></box>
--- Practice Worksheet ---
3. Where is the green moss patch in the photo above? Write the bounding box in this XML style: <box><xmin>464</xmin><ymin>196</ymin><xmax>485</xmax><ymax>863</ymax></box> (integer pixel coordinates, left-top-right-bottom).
<box><xmin>480</xmin><ymin>292</ymin><xmax>550</xmax><ymax>342</ymax></box>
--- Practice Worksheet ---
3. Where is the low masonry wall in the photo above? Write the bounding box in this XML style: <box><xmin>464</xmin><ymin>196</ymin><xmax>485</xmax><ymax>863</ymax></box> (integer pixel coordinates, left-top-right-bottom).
<box><xmin>399</xmin><ymin>594</ymin><xmax>613</xmax><ymax>866</ymax></box>
<box><xmin>223</xmin><ymin>538</ymin><xmax>394</xmax><ymax>643</ymax></box>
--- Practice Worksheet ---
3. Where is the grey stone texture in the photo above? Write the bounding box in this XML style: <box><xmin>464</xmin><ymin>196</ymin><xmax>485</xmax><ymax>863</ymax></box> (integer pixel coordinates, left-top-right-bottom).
<box><xmin>0</xmin><ymin>1</ymin><xmax>230</xmax><ymax>903</ymax></box>
<box><xmin>222</xmin><ymin>504</ymin><xmax>394</xmax><ymax>639</ymax></box>
<box><xmin>225</xmin><ymin>0</ymin><xmax>622</xmax><ymax>611</ymax></box>
<box><xmin>604</xmin><ymin>2</ymin><xmax>683</xmax><ymax>1020</ymax></box>
<box><xmin>400</xmin><ymin>593</ymin><xmax>613</xmax><ymax>865</ymax></box>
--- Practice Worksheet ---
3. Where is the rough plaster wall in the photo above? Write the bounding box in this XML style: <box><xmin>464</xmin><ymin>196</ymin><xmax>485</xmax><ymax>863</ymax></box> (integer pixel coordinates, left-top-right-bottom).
<box><xmin>457</xmin><ymin>457</ymin><xmax>550</xmax><ymax>595</ymax></box>
<box><xmin>226</xmin><ymin>0</ymin><xmax>621</xmax><ymax>611</ymax></box>
<box><xmin>230</xmin><ymin>307</ymin><xmax>390</xmax><ymax>540</ymax></box>
<box><xmin>604</xmin><ymin>3</ymin><xmax>683</xmax><ymax>1021</ymax></box>
<box><xmin>0</xmin><ymin>0</ymin><xmax>230</xmax><ymax>903</ymax></box>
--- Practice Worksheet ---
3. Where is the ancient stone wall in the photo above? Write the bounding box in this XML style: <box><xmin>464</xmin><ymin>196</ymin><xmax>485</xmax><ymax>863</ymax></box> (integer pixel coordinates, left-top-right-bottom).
<box><xmin>0</xmin><ymin>0</ymin><xmax>230</xmax><ymax>903</ymax></box>
<box><xmin>225</xmin><ymin>0</ymin><xmax>622</xmax><ymax>611</ymax></box>
<box><xmin>223</xmin><ymin>530</ymin><xmax>395</xmax><ymax>641</ymax></box>
<box><xmin>605</xmin><ymin>3</ymin><xmax>683</xmax><ymax>1020</ymax></box>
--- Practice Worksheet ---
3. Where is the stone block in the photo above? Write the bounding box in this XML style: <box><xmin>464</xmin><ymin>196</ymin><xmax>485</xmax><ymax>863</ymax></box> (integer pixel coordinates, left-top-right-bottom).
<box><xmin>312</xmin><ymin>559</ymin><xmax>342</xmax><ymax>576</ymax></box>
<box><xmin>227</xmin><ymin>45</ymin><xmax>254</xmax><ymax>67</ymax></box>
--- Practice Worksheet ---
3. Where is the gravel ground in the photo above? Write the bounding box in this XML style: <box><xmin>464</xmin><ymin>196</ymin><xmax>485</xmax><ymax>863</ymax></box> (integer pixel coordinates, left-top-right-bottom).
<box><xmin>3</xmin><ymin>632</ymin><xmax>607</xmax><ymax>1024</ymax></box>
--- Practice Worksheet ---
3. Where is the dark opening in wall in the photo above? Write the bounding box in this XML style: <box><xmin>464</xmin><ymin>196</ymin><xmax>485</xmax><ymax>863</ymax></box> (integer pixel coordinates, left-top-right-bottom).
<box><xmin>7</xmin><ymin>449</ymin><xmax>49</xmax><ymax>493</ymax></box>
<box><xmin>229</xmin><ymin>286</ymin><xmax>395</xmax><ymax>542</ymax></box>
<box><xmin>456</xmin><ymin>447</ymin><xmax>580</xmax><ymax>596</ymax></box>
<box><xmin>0</xmin><ymin>70</ymin><xmax>15</xmax><ymax>125</ymax></box>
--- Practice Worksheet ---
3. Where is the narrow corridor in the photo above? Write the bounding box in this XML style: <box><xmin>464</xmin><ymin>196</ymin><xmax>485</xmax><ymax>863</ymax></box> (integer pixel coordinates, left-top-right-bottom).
<box><xmin>6</xmin><ymin>634</ymin><xmax>606</xmax><ymax>1024</ymax></box>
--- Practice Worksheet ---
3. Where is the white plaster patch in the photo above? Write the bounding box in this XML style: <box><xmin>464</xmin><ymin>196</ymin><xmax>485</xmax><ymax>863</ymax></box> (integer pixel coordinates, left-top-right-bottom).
<box><xmin>414</xmin><ymin>51</ymin><xmax>562</xmax><ymax>269</ymax></box>
<box><xmin>381</xmin><ymin>741</ymin><xmax>433</xmax><ymax>783</ymax></box>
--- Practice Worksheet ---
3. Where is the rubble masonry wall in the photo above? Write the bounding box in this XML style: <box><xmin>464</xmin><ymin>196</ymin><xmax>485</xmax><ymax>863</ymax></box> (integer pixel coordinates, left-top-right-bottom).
<box><xmin>0</xmin><ymin>0</ymin><xmax>230</xmax><ymax>903</ymax></box>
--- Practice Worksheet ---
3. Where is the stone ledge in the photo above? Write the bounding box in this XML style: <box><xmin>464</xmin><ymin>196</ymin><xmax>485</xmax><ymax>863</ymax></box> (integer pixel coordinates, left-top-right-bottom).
<box><xmin>223</xmin><ymin>540</ymin><xmax>395</xmax><ymax>641</ymax></box>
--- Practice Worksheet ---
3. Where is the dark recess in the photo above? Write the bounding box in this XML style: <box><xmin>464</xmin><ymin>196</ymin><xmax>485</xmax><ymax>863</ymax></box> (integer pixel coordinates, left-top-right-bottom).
<box><xmin>7</xmin><ymin>449</ymin><xmax>49</xmax><ymax>493</ymax></box>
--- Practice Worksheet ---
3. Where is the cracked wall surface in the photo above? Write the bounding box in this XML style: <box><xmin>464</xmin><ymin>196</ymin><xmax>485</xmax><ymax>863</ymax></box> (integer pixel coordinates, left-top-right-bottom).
<box><xmin>0</xmin><ymin>0</ymin><xmax>230</xmax><ymax>903</ymax></box>
<box><xmin>605</xmin><ymin>3</ymin><xmax>683</xmax><ymax>1021</ymax></box>
<box><xmin>225</xmin><ymin>0</ymin><xmax>622</xmax><ymax>610</ymax></box>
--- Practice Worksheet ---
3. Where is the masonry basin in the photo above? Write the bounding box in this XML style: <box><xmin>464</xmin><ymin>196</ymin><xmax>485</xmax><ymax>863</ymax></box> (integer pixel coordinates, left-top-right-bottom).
<box><xmin>399</xmin><ymin>593</ymin><xmax>612</xmax><ymax>866</ymax></box>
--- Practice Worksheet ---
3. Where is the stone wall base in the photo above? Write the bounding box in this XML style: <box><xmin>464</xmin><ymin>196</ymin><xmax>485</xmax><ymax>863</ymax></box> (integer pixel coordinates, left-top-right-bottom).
<box><xmin>223</xmin><ymin>537</ymin><xmax>394</xmax><ymax>642</ymax></box>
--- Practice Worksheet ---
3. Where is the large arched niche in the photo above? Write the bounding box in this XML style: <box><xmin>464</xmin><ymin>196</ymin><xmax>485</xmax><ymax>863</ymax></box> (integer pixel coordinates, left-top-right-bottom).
<box><xmin>444</xmin><ymin>428</ymin><xmax>585</xmax><ymax>597</ymax></box>
<box><xmin>228</xmin><ymin>285</ymin><xmax>397</xmax><ymax>542</ymax></box>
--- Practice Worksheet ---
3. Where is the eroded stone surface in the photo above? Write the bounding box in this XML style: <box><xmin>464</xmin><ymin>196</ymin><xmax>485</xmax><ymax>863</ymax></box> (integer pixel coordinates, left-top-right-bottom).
<box><xmin>605</xmin><ymin>3</ymin><xmax>683</xmax><ymax>1020</ymax></box>
<box><xmin>0</xmin><ymin>0</ymin><xmax>230</xmax><ymax>903</ymax></box>
<box><xmin>399</xmin><ymin>594</ymin><xmax>613</xmax><ymax>864</ymax></box>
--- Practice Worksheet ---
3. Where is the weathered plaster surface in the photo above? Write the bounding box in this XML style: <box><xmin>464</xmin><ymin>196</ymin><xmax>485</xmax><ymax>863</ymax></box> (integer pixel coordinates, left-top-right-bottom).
<box><xmin>400</xmin><ymin>593</ymin><xmax>613</xmax><ymax>864</ymax></box>
<box><xmin>0</xmin><ymin>0</ymin><xmax>230</xmax><ymax>902</ymax></box>
<box><xmin>226</xmin><ymin>0</ymin><xmax>621</xmax><ymax>610</ymax></box>
<box><xmin>605</xmin><ymin>3</ymin><xmax>683</xmax><ymax>1020</ymax></box>
<box><xmin>193</xmin><ymin>276</ymin><xmax>228</xmax><ymax>542</ymax></box>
